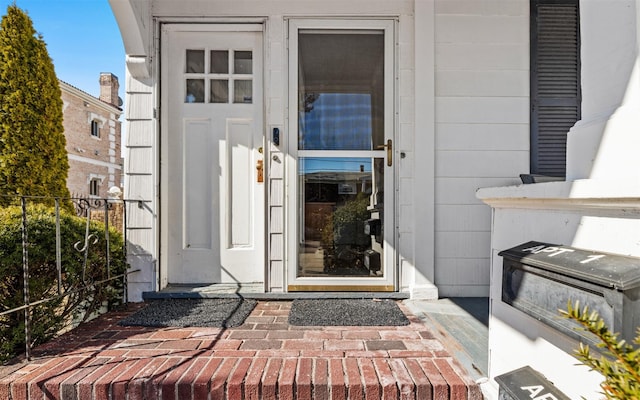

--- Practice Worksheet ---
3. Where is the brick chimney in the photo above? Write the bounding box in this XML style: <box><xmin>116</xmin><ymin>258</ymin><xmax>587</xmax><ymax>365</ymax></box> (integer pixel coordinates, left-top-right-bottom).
<box><xmin>99</xmin><ymin>72</ymin><xmax>120</xmax><ymax>107</ymax></box>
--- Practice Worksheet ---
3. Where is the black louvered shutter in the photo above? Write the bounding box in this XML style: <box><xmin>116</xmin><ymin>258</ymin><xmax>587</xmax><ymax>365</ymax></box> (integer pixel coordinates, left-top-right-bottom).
<box><xmin>530</xmin><ymin>0</ymin><xmax>581</xmax><ymax>178</ymax></box>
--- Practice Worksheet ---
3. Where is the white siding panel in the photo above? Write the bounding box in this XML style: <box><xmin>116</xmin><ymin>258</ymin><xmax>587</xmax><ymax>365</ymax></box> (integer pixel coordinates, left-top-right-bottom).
<box><xmin>269</xmin><ymin>153</ymin><xmax>284</xmax><ymax>179</ymax></box>
<box><xmin>435</xmin><ymin>231</ymin><xmax>491</xmax><ymax>259</ymax></box>
<box><xmin>398</xmin><ymin>232</ymin><xmax>414</xmax><ymax>264</ymax></box>
<box><xmin>399</xmin><ymin>69</ymin><xmax>414</xmax><ymax>97</ymax></box>
<box><xmin>127</xmin><ymin>228</ymin><xmax>155</xmax><ymax>255</ymax></box>
<box><xmin>435</xmin><ymin>177</ymin><xmax>522</xmax><ymax>204</ymax></box>
<box><xmin>126</xmin><ymin>92</ymin><xmax>154</xmax><ymax>120</ymax></box>
<box><xmin>126</xmin><ymin>201</ymin><xmax>154</xmax><ymax>228</ymax></box>
<box><xmin>436</xmin><ymin>97</ymin><xmax>529</xmax><ymax>124</ymax></box>
<box><xmin>126</xmin><ymin>147</ymin><xmax>154</xmax><ymax>174</ymax></box>
<box><xmin>126</xmin><ymin>76</ymin><xmax>153</xmax><ymax>93</ymax></box>
<box><xmin>268</xmin><ymin>97</ymin><xmax>284</xmax><ymax>125</ymax></box>
<box><xmin>437</xmin><ymin>284</ymin><xmax>489</xmax><ymax>297</ymax></box>
<box><xmin>270</xmin><ymin>206</ymin><xmax>283</xmax><ymax>233</ymax></box>
<box><xmin>270</xmin><ymin>233</ymin><xmax>283</xmax><ymax>260</ymax></box>
<box><xmin>399</xmin><ymin>150</ymin><xmax>413</xmax><ymax>179</ymax></box>
<box><xmin>127</xmin><ymin>120</ymin><xmax>155</xmax><ymax>147</ymax></box>
<box><xmin>127</xmin><ymin>282</ymin><xmax>154</xmax><ymax>302</ymax></box>
<box><xmin>400</xmin><ymin>95</ymin><xmax>415</xmax><ymax>124</ymax></box>
<box><xmin>436</xmin><ymin>150</ymin><xmax>528</xmax><ymax>177</ymax></box>
<box><xmin>126</xmin><ymin>175</ymin><xmax>154</xmax><ymax>200</ymax></box>
<box><xmin>399</xmin><ymin>122</ymin><xmax>414</xmax><ymax>150</ymax></box>
<box><xmin>436</xmin><ymin>15</ymin><xmax>527</xmax><ymax>44</ymax></box>
<box><xmin>435</xmin><ymin>258</ymin><xmax>490</xmax><ymax>286</ymax></box>
<box><xmin>436</xmin><ymin>43</ymin><xmax>528</xmax><ymax>70</ymax></box>
<box><xmin>127</xmin><ymin>255</ymin><xmax>156</xmax><ymax>283</ymax></box>
<box><xmin>436</xmin><ymin>123</ymin><xmax>529</xmax><ymax>151</ymax></box>
<box><xmin>269</xmin><ymin>260</ymin><xmax>283</xmax><ymax>291</ymax></box>
<box><xmin>400</xmin><ymin>37</ymin><xmax>415</xmax><ymax>70</ymax></box>
<box><xmin>269</xmin><ymin>69</ymin><xmax>283</xmax><ymax>100</ymax></box>
<box><xmin>399</xmin><ymin>204</ymin><xmax>413</xmax><ymax>234</ymax></box>
<box><xmin>435</xmin><ymin>204</ymin><xmax>491</xmax><ymax>232</ymax></box>
<box><xmin>399</xmin><ymin>177</ymin><xmax>413</xmax><ymax>206</ymax></box>
<box><xmin>270</xmin><ymin>179</ymin><xmax>283</xmax><ymax>206</ymax></box>
<box><xmin>435</xmin><ymin>0</ymin><xmax>527</xmax><ymax>17</ymax></box>
<box><xmin>436</xmin><ymin>70</ymin><xmax>529</xmax><ymax>97</ymax></box>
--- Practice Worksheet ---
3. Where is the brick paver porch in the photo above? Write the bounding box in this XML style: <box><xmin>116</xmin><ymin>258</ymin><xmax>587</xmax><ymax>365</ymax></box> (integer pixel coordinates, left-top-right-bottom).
<box><xmin>0</xmin><ymin>301</ymin><xmax>482</xmax><ymax>399</ymax></box>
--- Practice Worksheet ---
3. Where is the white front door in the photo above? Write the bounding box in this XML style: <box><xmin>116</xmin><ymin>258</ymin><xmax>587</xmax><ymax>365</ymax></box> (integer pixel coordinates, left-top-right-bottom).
<box><xmin>161</xmin><ymin>24</ymin><xmax>264</xmax><ymax>285</ymax></box>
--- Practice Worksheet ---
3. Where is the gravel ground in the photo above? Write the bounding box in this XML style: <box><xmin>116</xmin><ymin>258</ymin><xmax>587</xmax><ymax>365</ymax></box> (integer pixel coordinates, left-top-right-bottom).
<box><xmin>288</xmin><ymin>299</ymin><xmax>409</xmax><ymax>326</ymax></box>
<box><xmin>119</xmin><ymin>298</ymin><xmax>257</xmax><ymax>328</ymax></box>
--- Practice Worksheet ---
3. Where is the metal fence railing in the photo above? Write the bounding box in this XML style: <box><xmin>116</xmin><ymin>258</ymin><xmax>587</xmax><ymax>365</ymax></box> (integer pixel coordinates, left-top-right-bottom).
<box><xmin>0</xmin><ymin>195</ymin><xmax>139</xmax><ymax>362</ymax></box>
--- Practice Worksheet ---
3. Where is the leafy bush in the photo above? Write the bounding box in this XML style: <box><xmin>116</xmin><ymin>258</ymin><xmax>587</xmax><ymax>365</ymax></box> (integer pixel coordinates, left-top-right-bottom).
<box><xmin>562</xmin><ymin>301</ymin><xmax>640</xmax><ymax>399</ymax></box>
<box><xmin>0</xmin><ymin>204</ymin><xmax>127</xmax><ymax>363</ymax></box>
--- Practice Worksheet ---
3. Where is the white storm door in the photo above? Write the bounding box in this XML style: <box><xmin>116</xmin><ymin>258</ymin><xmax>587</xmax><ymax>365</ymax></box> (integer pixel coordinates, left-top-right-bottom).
<box><xmin>287</xmin><ymin>19</ymin><xmax>396</xmax><ymax>291</ymax></box>
<box><xmin>161</xmin><ymin>25</ymin><xmax>264</xmax><ymax>285</ymax></box>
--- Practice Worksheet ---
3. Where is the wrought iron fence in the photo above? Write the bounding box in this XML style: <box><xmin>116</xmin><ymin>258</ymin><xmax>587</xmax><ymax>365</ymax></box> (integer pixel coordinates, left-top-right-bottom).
<box><xmin>0</xmin><ymin>195</ymin><xmax>139</xmax><ymax>362</ymax></box>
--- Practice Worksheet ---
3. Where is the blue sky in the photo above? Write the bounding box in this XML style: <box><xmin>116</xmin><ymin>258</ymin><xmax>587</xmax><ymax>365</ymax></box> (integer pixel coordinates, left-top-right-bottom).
<box><xmin>1</xmin><ymin>0</ymin><xmax>125</xmax><ymax>99</ymax></box>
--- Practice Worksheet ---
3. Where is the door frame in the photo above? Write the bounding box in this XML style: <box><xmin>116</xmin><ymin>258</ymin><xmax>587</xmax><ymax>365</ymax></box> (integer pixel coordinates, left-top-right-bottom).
<box><xmin>285</xmin><ymin>18</ymin><xmax>398</xmax><ymax>291</ymax></box>
<box><xmin>158</xmin><ymin>22</ymin><xmax>267</xmax><ymax>290</ymax></box>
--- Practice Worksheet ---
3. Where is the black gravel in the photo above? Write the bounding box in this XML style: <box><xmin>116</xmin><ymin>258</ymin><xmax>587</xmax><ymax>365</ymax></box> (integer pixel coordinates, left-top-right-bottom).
<box><xmin>288</xmin><ymin>299</ymin><xmax>409</xmax><ymax>326</ymax></box>
<box><xmin>119</xmin><ymin>298</ymin><xmax>257</xmax><ymax>328</ymax></box>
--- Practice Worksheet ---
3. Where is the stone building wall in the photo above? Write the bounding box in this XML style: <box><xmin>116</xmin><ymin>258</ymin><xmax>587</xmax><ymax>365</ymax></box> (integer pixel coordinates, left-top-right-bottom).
<box><xmin>61</xmin><ymin>73</ymin><xmax>123</xmax><ymax>198</ymax></box>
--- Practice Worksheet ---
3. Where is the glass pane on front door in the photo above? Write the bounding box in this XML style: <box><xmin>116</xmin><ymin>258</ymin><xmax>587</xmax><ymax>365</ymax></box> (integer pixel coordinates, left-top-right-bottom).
<box><xmin>298</xmin><ymin>158</ymin><xmax>384</xmax><ymax>277</ymax></box>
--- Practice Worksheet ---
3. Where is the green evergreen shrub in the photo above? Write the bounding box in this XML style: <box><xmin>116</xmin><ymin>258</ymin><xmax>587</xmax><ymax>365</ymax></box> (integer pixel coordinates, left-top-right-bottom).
<box><xmin>0</xmin><ymin>5</ymin><xmax>70</xmax><ymax>206</ymax></box>
<box><xmin>562</xmin><ymin>301</ymin><xmax>640</xmax><ymax>399</ymax></box>
<box><xmin>0</xmin><ymin>204</ymin><xmax>127</xmax><ymax>363</ymax></box>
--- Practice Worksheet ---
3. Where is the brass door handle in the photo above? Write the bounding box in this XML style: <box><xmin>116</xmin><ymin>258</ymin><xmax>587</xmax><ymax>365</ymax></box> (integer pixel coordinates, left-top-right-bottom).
<box><xmin>256</xmin><ymin>159</ymin><xmax>264</xmax><ymax>183</ymax></box>
<box><xmin>375</xmin><ymin>139</ymin><xmax>392</xmax><ymax>166</ymax></box>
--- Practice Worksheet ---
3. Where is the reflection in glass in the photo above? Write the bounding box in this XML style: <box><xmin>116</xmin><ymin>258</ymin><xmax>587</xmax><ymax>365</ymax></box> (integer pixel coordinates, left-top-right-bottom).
<box><xmin>300</xmin><ymin>93</ymin><xmax>372</xmax><ymax>150</ymax></box>
<box><xmin>234</xmin><ymin>80</ymin><xmax>252</xmax><ymax>104</ymax></box>
<box><xmin>234</xmin><ymin>51</ymin><xmax>252</xmax><ymax>74</ymax></box>
<box><xmin>298</xmin><ymin>32</ymin><xmax>384</xmax><ymax>150</ymax></box>
<box><xmin>186</xmin><ymin>50</ymin><xmax>205</xmax><ymax>73</ymax></box>
<box><xmin>210</xmin><ymin>79</ymin><xmax>229</xmax><ymax>103</ymax></box>
<box><xmin>185</xmin><ymin>79</ymin><xmax>205</xmax><ymax>103</ymax></box>
<box><xmin>210</xmin><ymin>50</ymin><xmax>229</xmax><ymax>74</ymax></box>
<box><xmin>297</xmin><ymin>157</ymin><xmax>384</xmax><ymax>278</ymax></box>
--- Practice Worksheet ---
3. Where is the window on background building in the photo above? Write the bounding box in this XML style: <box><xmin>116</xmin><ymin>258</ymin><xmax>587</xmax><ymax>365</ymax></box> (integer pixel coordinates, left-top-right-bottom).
<box><xmin>91</xmin><ymin>120</ymin><xmax>101</xmax><ymax>138</ymax></box>
<box><xmin>530</xmin><ymin>0</ymin><xmax>581</xmax><ymax>178</ymax></box>
<box><xmin>89</xmin><ymin>178</ymin><xmax>100</xmax><ymax>196</ymax></box>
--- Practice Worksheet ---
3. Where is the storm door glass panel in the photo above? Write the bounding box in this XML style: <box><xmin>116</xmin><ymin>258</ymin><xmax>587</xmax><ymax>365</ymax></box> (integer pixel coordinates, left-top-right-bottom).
<box><xmin>298</xmin><ymin>32</ymin><xmax>384</xmax><ymax>150</ymax></box>
<box><xmin>298</xmin><ymin>157</ymin><xmax>384</xmax><ymax>277</ymax></box>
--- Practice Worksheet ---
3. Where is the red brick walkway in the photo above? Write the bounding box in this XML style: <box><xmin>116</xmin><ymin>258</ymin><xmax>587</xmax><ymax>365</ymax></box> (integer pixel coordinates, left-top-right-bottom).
<box><xmin>0</xmin><ymin>301</ymin><xmax>482</xmax><ymax>400</ymax></box>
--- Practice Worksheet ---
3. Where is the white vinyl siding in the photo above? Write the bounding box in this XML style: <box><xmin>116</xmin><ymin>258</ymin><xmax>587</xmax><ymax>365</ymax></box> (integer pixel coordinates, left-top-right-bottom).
<box><xmin>123</xmin><ymin>74</ymin><xmax>156</xmax><ymax>301</ymax></box>
<box><xmin>433</xmin><ymin>0</ymin><xmax>529</xmax><ymax>297</ymax></box>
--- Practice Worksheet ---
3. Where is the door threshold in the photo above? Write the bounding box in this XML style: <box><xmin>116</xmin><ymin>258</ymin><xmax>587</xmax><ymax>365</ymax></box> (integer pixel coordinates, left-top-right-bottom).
<box><xmin>143</xmin><ymin>285</ymin><xmax>409</xmax><ymax>300</ymax></box>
